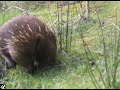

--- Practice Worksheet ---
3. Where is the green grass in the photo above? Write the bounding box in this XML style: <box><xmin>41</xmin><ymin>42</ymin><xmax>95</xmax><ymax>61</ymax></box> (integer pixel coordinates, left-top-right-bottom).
<box><xmin>2</xmin><ymin>54</ymin><xmax>96</xmax><ymax>89</ymax></box>
<box><xmin>0</xmin><ymin>1</ymin><xmax>120</xmax><ymax>89</ymax></box>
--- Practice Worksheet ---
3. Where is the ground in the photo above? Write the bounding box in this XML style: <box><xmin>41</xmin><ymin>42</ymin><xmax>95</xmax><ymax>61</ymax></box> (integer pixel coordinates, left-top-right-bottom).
<box><xmin>0</xmin><ymin>1</ymin><xmax>120</xmax><ymax>89</ymax></box>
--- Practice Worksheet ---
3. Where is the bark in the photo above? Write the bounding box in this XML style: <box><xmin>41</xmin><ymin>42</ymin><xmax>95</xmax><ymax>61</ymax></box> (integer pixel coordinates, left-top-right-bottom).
<box><xmin>86</xmin><ymin>1</ymin><xmax>90</xmax><ymax>24</ymax></box>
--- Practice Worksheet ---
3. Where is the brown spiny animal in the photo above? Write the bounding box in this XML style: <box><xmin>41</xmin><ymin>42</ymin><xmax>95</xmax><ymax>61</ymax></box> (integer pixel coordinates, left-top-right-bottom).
<box><xmin>0</xmin><ymin>15</ymin><xmax>57</xmax><ymax>74</ymax></box>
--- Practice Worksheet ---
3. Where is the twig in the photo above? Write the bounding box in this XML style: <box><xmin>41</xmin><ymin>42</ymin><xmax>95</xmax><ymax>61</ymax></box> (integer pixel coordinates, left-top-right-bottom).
<box><xmin>110</xmin><ymin>21</ymin><xmax>120</xmax><ymax>30</ymax></box>
<box><xmin>49</xmin><ymin>17</ymin><xmax>58</xmax><ymax>28</ymax></box>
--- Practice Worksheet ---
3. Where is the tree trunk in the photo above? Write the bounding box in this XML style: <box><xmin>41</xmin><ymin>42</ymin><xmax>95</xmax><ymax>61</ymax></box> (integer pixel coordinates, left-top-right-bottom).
<box><xmin>0</xmin><ymin>1</ymin><xmax>3</xmax><ymax>9</ymax></box>
<box><xmin>86</xmin><ymin>1</ymin><xmax>90</xmax><ymax>24</ymax></box>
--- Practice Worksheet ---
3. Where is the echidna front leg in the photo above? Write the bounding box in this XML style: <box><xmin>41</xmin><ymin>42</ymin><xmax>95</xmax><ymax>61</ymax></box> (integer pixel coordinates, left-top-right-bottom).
<box><xmin>1</xmin><ymin>49</ymin><xmax>16</xmax><ymax>69</ymax></box>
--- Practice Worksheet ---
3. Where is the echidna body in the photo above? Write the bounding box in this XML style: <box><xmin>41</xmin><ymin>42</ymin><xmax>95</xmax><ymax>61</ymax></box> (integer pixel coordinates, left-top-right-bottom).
<box><xmin>0</xmin><ymin>15</ymin><xmax>57</xmax><ymax>74</ymax></box>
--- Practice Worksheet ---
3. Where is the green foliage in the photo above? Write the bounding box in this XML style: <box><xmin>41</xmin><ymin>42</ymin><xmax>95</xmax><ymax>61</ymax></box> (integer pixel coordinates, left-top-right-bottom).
<box><xmin>0</xmin><ymin>1</ymin><xmax>120</xmax><ymax>89</ymax></box>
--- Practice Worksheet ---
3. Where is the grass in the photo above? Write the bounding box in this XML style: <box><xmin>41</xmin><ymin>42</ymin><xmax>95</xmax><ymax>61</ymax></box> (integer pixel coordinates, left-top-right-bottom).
<box><xmin>3</xmin><ymin>54</ymin><xmax>95</xmax><ymax>89</ymax></box>
<box><xmin>0</xmin><ymin>1</ymin><xmax>120</xmax><ymax>89</ymax></box>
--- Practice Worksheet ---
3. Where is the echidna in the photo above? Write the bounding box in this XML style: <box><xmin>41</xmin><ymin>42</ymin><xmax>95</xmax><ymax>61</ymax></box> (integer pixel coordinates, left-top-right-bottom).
<box><xmin>0</xmin><ymin>15</ymin><xmax>57</xmax><ymax>74</ymax></box>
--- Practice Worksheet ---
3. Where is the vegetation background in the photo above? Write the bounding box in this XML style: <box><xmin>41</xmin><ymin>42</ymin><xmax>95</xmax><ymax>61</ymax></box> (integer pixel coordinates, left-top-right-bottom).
<box><xmin>0</xmin><ymin>1</ymin><xmax>120</xmax><ymax>89</ymax></box>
